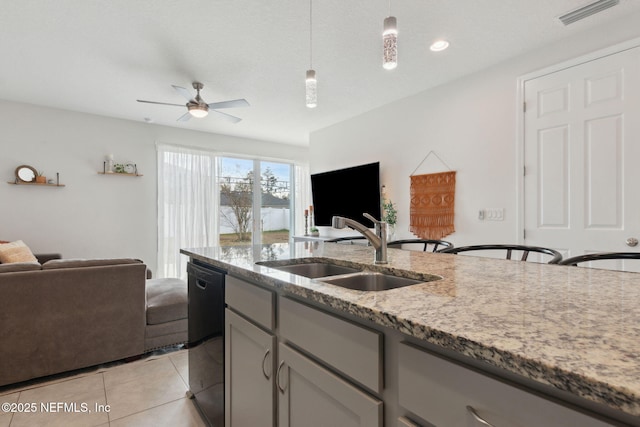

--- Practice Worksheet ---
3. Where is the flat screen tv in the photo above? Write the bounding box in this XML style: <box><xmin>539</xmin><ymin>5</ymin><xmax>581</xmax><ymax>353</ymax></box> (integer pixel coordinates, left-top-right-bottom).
<box><xmin>311</xmin><ymin>162</ymin><xmax>381</xmax><ymax>229</ymax></box>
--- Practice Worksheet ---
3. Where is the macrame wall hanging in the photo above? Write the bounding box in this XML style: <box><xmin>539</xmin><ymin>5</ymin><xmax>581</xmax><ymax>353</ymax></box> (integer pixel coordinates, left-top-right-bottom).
<box><xmin>409</xmin><ymin>151</ymin><xmax>456</xmax><ymax>240</ymax></box>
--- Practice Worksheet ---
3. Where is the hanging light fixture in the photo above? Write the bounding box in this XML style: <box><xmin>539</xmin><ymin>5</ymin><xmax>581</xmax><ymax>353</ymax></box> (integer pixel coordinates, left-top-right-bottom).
<box><xmin>383</xmin><ymin>0</ymin><xmax>397</xmax><ymax>70</ymax></box>
<box><xmin>306</xmin><ymin>0</ymin><xmax>317</xmax><ymax>108</ymax></box>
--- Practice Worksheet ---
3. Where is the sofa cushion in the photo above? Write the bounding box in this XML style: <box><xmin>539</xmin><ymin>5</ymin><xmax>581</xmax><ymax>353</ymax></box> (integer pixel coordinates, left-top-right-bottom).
<box><xmin>0</xmin><ymin>261</ymin><xmax>42</xmax><ymax>273</ymax></box>
<box><xmin>0</xmin><ymin>240</ymin><xmax>37</xmax><ymax>264</ymax></box>
<box><xmin>146</xmin><ymin>278</ymin><xmax>188</xmax><ymax>325</ymax></box>
<box><xmin>42</xmin><ymin>258</ymin><xmax>142</xmax><ymax>270</ymax></box>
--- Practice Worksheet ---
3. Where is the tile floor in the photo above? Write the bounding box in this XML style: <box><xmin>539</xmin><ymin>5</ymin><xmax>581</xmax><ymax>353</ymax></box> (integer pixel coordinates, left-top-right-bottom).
<box><xmin>0</xmin><ymin>348</ymin><xmax>208</xmax><ymax>427</ymax></box>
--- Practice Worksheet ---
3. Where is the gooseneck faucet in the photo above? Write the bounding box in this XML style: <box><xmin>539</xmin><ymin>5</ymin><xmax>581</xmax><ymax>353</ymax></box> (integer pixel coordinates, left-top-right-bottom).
<box><xmin>332</xmin><ymin>213</ymin><xmax>388</xmax><ymax>264</ymax></box>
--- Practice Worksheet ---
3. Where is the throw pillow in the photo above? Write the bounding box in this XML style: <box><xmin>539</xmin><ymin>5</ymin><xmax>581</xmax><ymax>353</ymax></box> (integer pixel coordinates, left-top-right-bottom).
<box><xmin>0</xmin><ymin>240</ymin><xmax>38</xmax><ymax>264</ymax></box>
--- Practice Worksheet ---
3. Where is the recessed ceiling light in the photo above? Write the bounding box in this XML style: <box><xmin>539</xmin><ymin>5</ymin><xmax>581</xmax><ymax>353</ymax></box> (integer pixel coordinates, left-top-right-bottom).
<box><xmin>430</xmin><ymin>40</ymin><xmax>449</xmax><ymax>52</ymax></box>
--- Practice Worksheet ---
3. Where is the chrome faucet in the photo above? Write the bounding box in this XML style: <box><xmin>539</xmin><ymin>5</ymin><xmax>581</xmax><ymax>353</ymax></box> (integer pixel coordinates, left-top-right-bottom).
<box><xmin>332</xmin><ymin>213</ymin><xmax>388</xmax><ymax>264</ymax></box>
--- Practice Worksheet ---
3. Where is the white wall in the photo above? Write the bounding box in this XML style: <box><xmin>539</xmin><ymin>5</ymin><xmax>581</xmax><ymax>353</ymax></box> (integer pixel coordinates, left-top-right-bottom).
<box><xmin>310</xmin><ymin>12</ymin><xmax>640</xmax><ymax>246</ymax></box>
<box><xmin>0</xmin><ymin>100</ymin><xmax>308</xmax><ymax>274</ymax></box>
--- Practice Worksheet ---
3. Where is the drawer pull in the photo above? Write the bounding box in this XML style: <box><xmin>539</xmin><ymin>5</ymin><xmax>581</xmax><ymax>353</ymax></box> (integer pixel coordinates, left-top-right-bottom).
<box><xmin>262</xmin><ymin>349</ymin><xmax>271</xmax><ymax>379</ymax></box>
<box><xmin>276</xmin><ymin>360</ymin><xmax>287</xmax><ymax>393</ymax></box>
<box><xmin>466</xmin><ymin>406</ymin><xmax>495</xmax><ymax>427</ymax></box>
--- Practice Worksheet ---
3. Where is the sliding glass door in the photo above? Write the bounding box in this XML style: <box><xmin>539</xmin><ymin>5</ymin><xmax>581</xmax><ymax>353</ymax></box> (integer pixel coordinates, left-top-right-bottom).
<box><xmin>218</xmin><ymin>157</ymin><xmax>292</xmax><ymax>246</ymax></box>
<box><xmin>260</xmin><ymin>161</ymin><xmax>292</xmax><ymax>245</ymax></box>
<box><xmin>219</xmin><ymin>157</ymin><xmax>254</xmax><ymax>245</ymax></box>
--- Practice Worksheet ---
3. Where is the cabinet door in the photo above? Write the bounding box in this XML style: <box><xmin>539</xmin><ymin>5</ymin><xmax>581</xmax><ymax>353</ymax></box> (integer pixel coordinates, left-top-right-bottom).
<box><xmin>225</xmin><ymin>309</ymin><xmax>276</xmax><ymax>427</ymax></box>
<box><xmin>277</xmin><ymin>343</ymin><xmax>382</xmax><ymax>427</ymax></box>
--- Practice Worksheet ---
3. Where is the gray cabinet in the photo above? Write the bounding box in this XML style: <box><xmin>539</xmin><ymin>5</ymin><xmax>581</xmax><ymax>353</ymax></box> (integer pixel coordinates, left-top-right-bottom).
<box><xmin>225</xmin><ymin>275</ymin><xmax>383</xmax><ymax>427</ymax></box>
<box><xmin>225</xmin><ymin>275</ymin><xmax>277</xmax><ymax>427</ymax></box>
<box><xmin>398</xmin><ymin>342</ymin><xmax>614</xmax><ymax>427</ymax></box>
<box><xmin>279</xmin><ymin>296</ymin><xmax>383</xmax><ymax>394</ymax></box>
<box><xmin>397</xmin><ymin>416</ymin><xmax>421</xmax><ymax>427</ymax></box>
<box><xmin>225</xmin><ymin>309</ymin><xmax>276</xmax><ymax>427</ymax></box>
<box><xmin>277</xmin><ymin>342</ymin><xmax>383</xmax><ymax>427</ymax></box>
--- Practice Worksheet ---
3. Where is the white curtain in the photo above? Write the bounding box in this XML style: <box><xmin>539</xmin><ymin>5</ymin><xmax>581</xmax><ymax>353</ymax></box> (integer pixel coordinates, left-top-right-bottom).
<box><xmin>157</xmin><ymin>143</ymin><xmax>219</xmax><ymax>279</ymax></box>
<box><xmin>293</xmin><ymin>163</ymin><xmax>311</xmax><ymax>236</ymax></box>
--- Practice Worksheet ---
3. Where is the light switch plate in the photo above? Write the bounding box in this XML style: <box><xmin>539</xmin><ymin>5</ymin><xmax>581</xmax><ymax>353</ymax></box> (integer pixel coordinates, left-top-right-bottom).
<box><xmin>486</xmin><ymin>208</ymin><xmax>504</xmax><ymax>221</ymax></box>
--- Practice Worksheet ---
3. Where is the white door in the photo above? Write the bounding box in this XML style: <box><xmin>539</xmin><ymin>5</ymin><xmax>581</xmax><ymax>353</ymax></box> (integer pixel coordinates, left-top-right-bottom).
<box><xmin>523</xmin><ymin>46</ymin><xmax>640</xmax><ymax>270</ymax></box>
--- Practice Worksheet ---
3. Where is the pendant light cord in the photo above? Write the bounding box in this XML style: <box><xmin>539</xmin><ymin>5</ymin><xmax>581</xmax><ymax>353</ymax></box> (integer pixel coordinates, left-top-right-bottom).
<box><xmin>309</xmin><ymin>0</ymin><xmax>313</xmax><ymax>69</ymax></box>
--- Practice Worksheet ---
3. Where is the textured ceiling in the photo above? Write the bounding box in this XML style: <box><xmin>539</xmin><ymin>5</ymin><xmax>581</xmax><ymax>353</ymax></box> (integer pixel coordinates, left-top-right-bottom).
<box><xmin>1</xmin><ymin>0</ymin><xmax>640</xmax><ymax>146</ymax></box>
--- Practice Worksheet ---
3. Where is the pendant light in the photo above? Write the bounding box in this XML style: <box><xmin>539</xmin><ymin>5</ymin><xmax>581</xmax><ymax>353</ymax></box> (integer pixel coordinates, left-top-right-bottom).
<box><xmin>306</xmin><ymin>0</ymin><xmax>317</xmax><ymax>108</ymax></box>
<box><xmin>383</xmin><ymin>0</ymin><xmax>397</xmax><ymax>70</ymax></box>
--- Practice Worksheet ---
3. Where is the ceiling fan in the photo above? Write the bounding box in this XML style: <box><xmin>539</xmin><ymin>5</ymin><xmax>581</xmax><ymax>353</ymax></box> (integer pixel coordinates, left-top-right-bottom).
<box><xmin>137</xmin><ymin>82</ymin><xmax>249</xmax><ymax>123</ymax></box>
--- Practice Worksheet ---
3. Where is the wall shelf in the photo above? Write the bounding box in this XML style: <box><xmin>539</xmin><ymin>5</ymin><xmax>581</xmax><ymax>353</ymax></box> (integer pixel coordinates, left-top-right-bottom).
<box><xmin>7</xmin><ymin>181</ymin><xmax>65</xmax><ymax>187</ymax></box>
<box><xmin>97</xmin><ymin>172</ymin><xmax>143</xmax><ymax>177</ymax></box>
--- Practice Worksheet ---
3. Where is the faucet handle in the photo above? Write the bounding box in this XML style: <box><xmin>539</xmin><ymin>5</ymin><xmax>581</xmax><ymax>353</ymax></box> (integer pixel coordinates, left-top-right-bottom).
<box><xmin>363</xmin><ymin>213</ymin><xmax>383</xmax><ymax>225</ymax></box>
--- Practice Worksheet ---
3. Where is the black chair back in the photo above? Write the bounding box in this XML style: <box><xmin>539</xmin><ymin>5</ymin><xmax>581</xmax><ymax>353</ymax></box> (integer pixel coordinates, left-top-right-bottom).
<box><xmin>439</xmin><ymin>244</ymin><xmax>562</xmax><ymax>264</ymax></box>
<box><xmin>559</xmin><ymin>252</ymin><xmax>640</xmax><ymax>266</ymax></box>
<box><xmin>387</xmin><ymin>239</ymin><xmax>453</xmax><ymax>253</ymax></box>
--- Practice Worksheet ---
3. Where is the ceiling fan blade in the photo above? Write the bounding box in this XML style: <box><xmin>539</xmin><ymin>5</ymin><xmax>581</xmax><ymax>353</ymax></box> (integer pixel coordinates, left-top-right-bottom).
<box><xmin>177</xmin><ymin>112</ymin><xmax>192</xmax><ymax>122</ymax></box>
<box><xmin>172</xmin><ymin>85</ymin><xmax>194</xmax><ymax>102</ymax></box>
<box><xmin>207</xmin><ymin>99</ymin><xmax>250</xmax><ymax>109</ymax></box>
<box><xmin>137</xmin><ymin>100</ymin><xmax>185</xmax><ymax>107</ymax></box>
<box><xmin>211</xmin><ymin>110</ymin><xmax>242</xmax><ymax>123</ymax></box>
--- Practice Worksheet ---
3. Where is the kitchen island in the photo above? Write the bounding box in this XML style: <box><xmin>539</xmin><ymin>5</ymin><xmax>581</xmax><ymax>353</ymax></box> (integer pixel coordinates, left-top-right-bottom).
<box><xmin>182</xmin><ymin>242</ymin><xmax>640</xmax><ymax>426</ymax></box>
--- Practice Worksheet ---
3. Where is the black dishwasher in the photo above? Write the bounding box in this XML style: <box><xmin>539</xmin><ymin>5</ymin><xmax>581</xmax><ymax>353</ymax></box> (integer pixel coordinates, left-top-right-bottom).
<box><xmin>187</xmin><ymin>260</ymin><xmax>226</xmax><ymax>427</ymax></box>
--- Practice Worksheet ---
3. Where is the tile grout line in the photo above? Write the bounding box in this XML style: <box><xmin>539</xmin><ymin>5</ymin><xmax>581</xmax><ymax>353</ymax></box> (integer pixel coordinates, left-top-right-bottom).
<box><xmin>106</xmin><ymin>396</ymin><xmax>189</xmax><ymax>424</ymax></box>
<box><xmin>8</xmin><ymin>390</ymin><xmax>18</xmax><ymax>426</ymax></box>
<box><xmin>169</xmin><ymin>354</ymin><xmax>189</xmax><ymax>390</ymax></box>
<box><xmin>101</xmin><ymin>372</ymin><xmax>110</xmax><ymax>427</ymax></box>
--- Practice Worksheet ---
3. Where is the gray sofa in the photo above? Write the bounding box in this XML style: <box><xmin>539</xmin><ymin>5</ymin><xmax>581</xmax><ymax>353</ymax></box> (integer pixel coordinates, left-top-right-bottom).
<box><xmin>0</xmin><ymin>258</ymin><xmax>187</xmax><ymax>387</ymax></box>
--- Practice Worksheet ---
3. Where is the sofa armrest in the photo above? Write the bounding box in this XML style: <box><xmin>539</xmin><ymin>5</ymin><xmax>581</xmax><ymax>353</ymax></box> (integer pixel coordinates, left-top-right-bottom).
<box><xmin>34</xmin><ymin>253</ymin><xmax>62</xmax><ymax>264</ymax></box>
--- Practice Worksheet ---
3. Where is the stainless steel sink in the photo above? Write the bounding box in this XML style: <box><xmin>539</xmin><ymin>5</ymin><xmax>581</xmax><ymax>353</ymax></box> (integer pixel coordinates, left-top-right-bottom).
<box><xmin>257</xmin><ymin>259</ymin><xmax>441</xmax><ymax>291</ymax></box>
<box><xmin>258</xmin><ymin>261</ymin><xmax>362</xmax><ymax>279</ymax></box>
<box><xmin>321</xmin><ymin>272</ymin><xmax>424</xmax><ymax>291</ymax></box>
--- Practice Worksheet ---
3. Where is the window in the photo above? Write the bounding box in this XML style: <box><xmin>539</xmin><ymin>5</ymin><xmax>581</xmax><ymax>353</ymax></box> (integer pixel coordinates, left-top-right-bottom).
<box><xmin>218</xmin><ymin>157</ymin><xmax>293</xmax><ymax>246</ymax></box>
<box><xmin>157</xmin><ymin>143</ymin><xmax>308</xmax><ymax>278</ymax></box>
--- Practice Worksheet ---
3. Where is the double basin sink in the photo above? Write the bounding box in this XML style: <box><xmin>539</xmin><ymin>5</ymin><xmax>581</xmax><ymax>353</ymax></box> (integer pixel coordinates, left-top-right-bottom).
<box><xmin>257</xmin><ymin>259</ymin><xmax>441</xmax><ymax>291</ymax></box>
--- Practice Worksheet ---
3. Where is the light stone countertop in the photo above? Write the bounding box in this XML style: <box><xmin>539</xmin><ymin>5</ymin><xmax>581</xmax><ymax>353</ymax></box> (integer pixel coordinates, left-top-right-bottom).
<box><xmin>181</xmin><ymin>242</ymin><xmax>640</xmax><ymax>420</ymax></box>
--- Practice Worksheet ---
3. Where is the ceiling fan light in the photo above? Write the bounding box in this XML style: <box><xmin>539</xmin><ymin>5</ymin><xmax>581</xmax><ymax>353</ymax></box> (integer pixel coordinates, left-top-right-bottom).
<box><xmin>306</xmin><ymin>69</ymin><xmax>317</xmax><ymax>108</ymax></box>
<box><xmin>383</xmin><ymin>16</ymin><xmax>398</xmax><ymax>70</ymax></box>
<box><xmin>189</xmin><ymin>104</ymin><xmax>209</xmax><ymax>118</ymax></box>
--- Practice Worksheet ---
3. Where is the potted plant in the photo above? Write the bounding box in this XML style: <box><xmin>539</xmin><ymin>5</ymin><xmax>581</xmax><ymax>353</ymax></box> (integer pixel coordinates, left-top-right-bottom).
<box><xmin>35</xmin><ymin>170</ymin><xmax>46</xmax><ymax>184</ymax></box>
<box><xmin>310</xmin><ymin>227</ymin><xmax>320</xmax><ymax>237</ymax></box>
<box><xmin>382</xmin><ymin>199</ymin><xmax>397</xmax><ymax>239</ymax></box>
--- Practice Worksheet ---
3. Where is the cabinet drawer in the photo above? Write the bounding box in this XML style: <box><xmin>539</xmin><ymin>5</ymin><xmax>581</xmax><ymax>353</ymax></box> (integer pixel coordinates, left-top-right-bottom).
<box><xmin>398</xmin><ymin>343</ymin><xmax>615</xmax><ymax>427</ymax></box>
<box><xmin>225</xmin><ymin>276</ymin><xmax>275</xmax><ymax>331</ymax></box>
<box><xmin>279</xmin><ymin>296</ymin><xmax>383</xmax><ymax>394</ymax></box>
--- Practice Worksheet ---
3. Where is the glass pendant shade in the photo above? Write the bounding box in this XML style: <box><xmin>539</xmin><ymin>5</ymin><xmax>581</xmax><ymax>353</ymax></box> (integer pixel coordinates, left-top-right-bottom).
<box><xmin>306</xmin><ymin>69</ymin><xmax>317</xmax><ymax>108</ymax></box>
<box><xmin>383</xmin><ymin>16</ymin><xmax>397</xmax><ymax>70</ymax></box>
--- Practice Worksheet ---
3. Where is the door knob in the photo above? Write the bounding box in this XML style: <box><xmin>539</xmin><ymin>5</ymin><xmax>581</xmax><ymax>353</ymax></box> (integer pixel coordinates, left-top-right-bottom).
<box><xmin>626</xmin><ymin>237</ymin><xmax>638</xmax><ymax>247</ymax></box>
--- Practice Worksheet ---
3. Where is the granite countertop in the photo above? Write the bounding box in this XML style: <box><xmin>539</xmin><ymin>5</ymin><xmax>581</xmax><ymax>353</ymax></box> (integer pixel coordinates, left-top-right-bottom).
<box><xmin>181</xmin><ymin>242</ymin><xmax>640</xmax><ymax>419</ymax></box>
